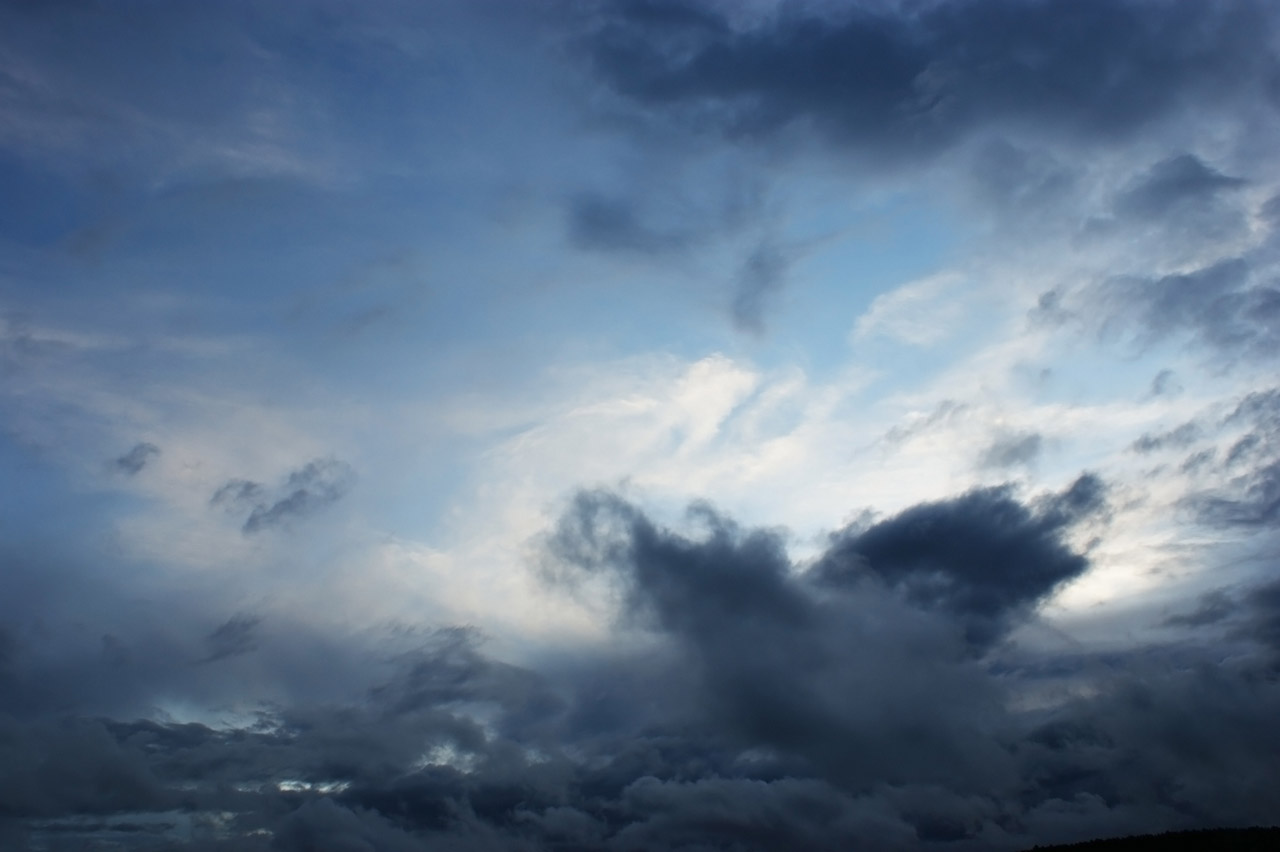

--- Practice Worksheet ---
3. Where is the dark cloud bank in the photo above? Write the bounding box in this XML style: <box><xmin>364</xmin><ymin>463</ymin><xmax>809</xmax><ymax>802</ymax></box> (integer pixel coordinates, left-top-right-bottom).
<box><xmin>580</xmin><ymin>0</ymin><xmax>1277</xmax><ymax>157</ymax></box>
<box><xmin>575</xmin><ymin>0</ymin><xmax>1280</xmax><ymax>343</ymax></box>
<box><xmin>4</xmin><ymin>473</ymin><xmax>1280</xmax><ymax>850</ymax></box>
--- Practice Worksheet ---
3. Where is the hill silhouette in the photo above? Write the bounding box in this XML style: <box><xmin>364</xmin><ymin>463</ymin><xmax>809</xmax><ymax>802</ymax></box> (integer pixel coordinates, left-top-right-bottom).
<box><xmin>1028</xmin><ymin>827</ymin><xmax>1280</xmax><ymax>851</ymax></box>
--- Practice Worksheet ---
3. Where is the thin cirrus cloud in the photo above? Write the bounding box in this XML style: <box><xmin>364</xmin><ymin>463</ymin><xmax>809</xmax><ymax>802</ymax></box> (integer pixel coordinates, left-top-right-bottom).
<box><xmin>1</xmin><ymin>0</ymin><xmax>1280</xmax><ymax>849</ymax></box>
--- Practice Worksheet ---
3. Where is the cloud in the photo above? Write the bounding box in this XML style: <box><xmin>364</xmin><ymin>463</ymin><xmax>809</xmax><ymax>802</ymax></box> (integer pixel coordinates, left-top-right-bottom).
<box><xmin>272</xmin><ymin>798</ymin><xmax>426</xmax><ymax>852</ymax></box>
<box><xmin>211</xmin><ymin>458</ymin><xmax>356</xmax><ymax>534</ymax></box>
<box><xmin>1149</xmin><ymin>369</ymin><xmax>1181</xmax><ymax>397</ymax></box>
<box><xmin>1239</xmin><ymin>579</ymin><xmax>1280</xmax><ymax>667</ymax></box>
<box><xmin>114</xmin><ymin>442</ymin><xmax>160</xmax><ymax>475</ymax></box>
<box><xmin>853</xmin><ymin>273</ymin><xmax>967</xmax><ymax>347</ymax></box>
<box><xmin>199</xmin><ymin>613</ymin><xmax>262</xmax><ymax>664</ymax></box>
<box><xmin>979</xmin><ymin>432</ymin><xmax>1042</xmax><ymax>470</ymax></box>
<box><xmin>4</xmin><ymin>485</ymin><xmax>1280</xmax><ymax>848</ymax></box>
<box><xmin>882</xmin><ymin>399</ymin><xmax>968</xmax><ymax>446</ymax></box>
<box><xmin>1162</xmin><ymin>589</ymin><xmax>1237</xmax><ymax>629</ymax></box>
<box><xmin>567</xmin><ymin>193</ymin><xmax>693</xmax><ymax>255</ymax></box>
<box><xmin>1113</xmin><ymin>154</ymin><xmax>1247</xmax><ymax>222</ymax></box>
<box><xmin>5</xmin><ymin>2</ymin><xmax>1280</xmax><ymax>849</ymax></box>
<box><xmin>1183</xmin><ymin>387</ymin><xmax>1280</xmax><ymax>527</ymax></box>
<box><xmin>1192</xmin><ymin>459</ymin><xmax>1280</xmax><ymax>527</ymax></box>
<box><xmin>1130</xmin><ymin>422</ymin><xmax>1201</xmax><ymax>455</ymax></box>
<box><xmin>817</xmin><ymin>474</ymin><xmax>1106</xmax><ymax>650</ymax></box>
<box><xmin>564</xmin><ymin>178</ymin><xmax>783</xmax><ymax>331</ymax></box>
<box><xmin>0</xmin><ymin>717</ymin><xmax>176</xmax><ymax>820</ymax></box>
<box><xmin>731</xmin><ymin>243</ymin><xmax>789</xmax><ymax>334</ymax></box>
<box><xmin>583</xmin><ymin>0</ymin><xmax>1278</xmax><ymax>161</ymax></box>
<box><xmin>210</xmin><ymin>478</ymin><xmax>266</xmax><ymax>509</ymax></box>
<box><xmin>1107</xmin><ymin>257</ymin><xmax>1278</xmax><ymax>356</ymax></box>
<box><xmin>577</xmin><ymin>2</ymin><xmax>1280</xmax><ymax>346</ymax></box>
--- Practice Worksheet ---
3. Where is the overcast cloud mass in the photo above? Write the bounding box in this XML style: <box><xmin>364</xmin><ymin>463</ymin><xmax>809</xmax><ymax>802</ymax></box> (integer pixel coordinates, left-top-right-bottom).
<box><xmin>2</xmin><ymin>0</ymin><xmax>1280</xmax><ymax>849</ymax></box>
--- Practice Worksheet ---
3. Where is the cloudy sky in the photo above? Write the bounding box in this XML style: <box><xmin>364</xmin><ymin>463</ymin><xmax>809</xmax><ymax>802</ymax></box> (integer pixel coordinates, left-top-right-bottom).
<box><xmin>2</xmin><ymin>0</ymin><xmax>1280</xmax><ymax>849</ymax></box>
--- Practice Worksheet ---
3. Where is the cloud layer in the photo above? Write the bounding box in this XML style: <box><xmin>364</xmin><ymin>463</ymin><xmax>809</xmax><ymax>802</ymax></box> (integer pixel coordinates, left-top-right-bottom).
<box><xmin>5</xmin><ymin>485</ymin><xmax>1280</xmax><ymax>849</ymax></box>
<box><xmin>3</xmin><ymin>0</ymin><xmax>1280</xmax><ymax>849</ymax></box>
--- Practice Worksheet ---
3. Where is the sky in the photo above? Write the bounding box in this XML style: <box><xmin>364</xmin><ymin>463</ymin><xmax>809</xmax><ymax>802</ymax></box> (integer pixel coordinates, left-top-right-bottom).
<box><xmin>2</xmin><ymin>0</ymin><xmax>1280</xmax><ymax>849</ymax></box>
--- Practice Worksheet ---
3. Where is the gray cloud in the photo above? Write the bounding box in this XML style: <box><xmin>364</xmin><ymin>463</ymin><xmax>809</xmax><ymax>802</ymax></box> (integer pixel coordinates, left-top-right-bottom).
<box><xmin>114</xmin><ymin>442</ymin><xmax>160</xmax><ymax>475</ymax></box>
<box><xmin>1184</xmin><ymin>388</ymin><xmax>1280</xmax><ymax>528</ymax></box>
<box><xmin>1149</xmin><ymin>369</ymin><xmax>1180</xmax><ymax>397</ymax></box>
<box><xmin>567</xmin><ymin>193</ymin><xmax>693</xmax><ymax>255</ymax></box>
<box><xmin>817</xmin><ymin>474</ymin><xmax>1106</xmax><ymax>650</ymax></box>
<box><xmin>1192</xmin><ymin>459</ymin><xmax>1280</xmax><ymax>528</ymax></box>
<box><xmin>979</xmin><ymin>432</ymin><xmax>1043</xmax><ymax>470</ymax></box>
<box><xmin>1139</xmin><ymin>260</ymin><xmax>1269</xmax><ymax>348</ymax></box>
<box><xmin>583</xmin><ymin>0</ymin><xmax>1278</xmax><ymax>161</ymax></box>
<box><xmin>581</xmin><ymin>1</ymin><xmax>1280</xmax><ymax>346</ymax></box>
<box><xmin>211</xmin><ymin>458</ymin><xmax>355</xmax><ymax>535</ymax></box>
<box><xmin>1114</xmin><ymin>154</ymin><xmax>1247</xmax><ymax>222</ymax></box>
<box><xmin>210</xmin><ymin>479</ymin><xmax>265</xmax><ymax>509</ymax></box>
<box><xmin>0</xmin><ymin>717</ymin><xmax>177</xmax><ymax>821</ymax></box>
<box><xmin>198</xmin><ymin>613</ymin><xmax>262</xmax><ymax>664</ymax></box>
<box><xmin>1162</xmin><ymin>589</ymin><xmax>1237</xmax><ymax>629</ymax></box>
<box><xmin>2</xmin><ymin>1</ymin><xmax>1279</xmax><ymax>846</ymax></box>
<box><xmin>5</xmin><ymin>482</ymin><xmax>1280</xmax><ymax>848</ymax></box>
<box><xmin>731</xmin><ymin>243</ymin><xmax>789</xmax><ymax>335</ymax></box>
<box><xmin>883</xmin><ymin>399</ymin><xmax>968</xmax><ymax>446</ymax></box>
<box><xmin>564</xmin><ymin>178</ymin><xmax>784</xmax><ymax>331</ymax></box>
<box><xmin>1238</xmin><ymin>580</ymin><xmax>1280</xmax><ymax>668</ymax></box>
<box><xmin>1131</xmin><ymin>422</ymin><xmax>1201</xmax><ymax>455</ymax></box>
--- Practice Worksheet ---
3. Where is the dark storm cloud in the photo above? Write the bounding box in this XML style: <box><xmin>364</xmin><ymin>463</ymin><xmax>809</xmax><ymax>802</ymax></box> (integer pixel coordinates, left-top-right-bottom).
<box><xmin>272</xmin><ymin>798</ymin><xmax>425</xmax><ymax>852</ymax></box>
<box><xmin>979</xmin><ymin>432</ymin><xmax>1042</xmax><ymax>469</ymax></box>
<box><xmin>816</xmin><ymin>474</ymin><xmax>1105</xmax><ymax>650</ymax></box>
<box><xmin>6</xmin><ymin>484</ymin><xmax>1280</xmax><ymax>848</ymax></box>
<box><xmin>583</xmin><ymin>0</ymin><xmax>1279</xmax><ymax>160</ymax></box>
<box><xmin>545</xmin><ymin>485</ymin><xmax>1067</xmax><ymax>790</ymax></box>
<box><xmin>114</xmin><ymin>442</ymin><xmax>159</xmax><ymax>475</ymax></box>
<box><xmin>211</xmin><ymin>457</ymin><xmax>355</xmax><ymax>534</ymax></box>
<box><xmin>0</xmin><ymin>717</ymin><xmax>176</xmax><ymax>820</ymax></box>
